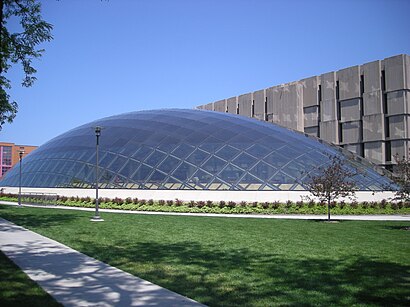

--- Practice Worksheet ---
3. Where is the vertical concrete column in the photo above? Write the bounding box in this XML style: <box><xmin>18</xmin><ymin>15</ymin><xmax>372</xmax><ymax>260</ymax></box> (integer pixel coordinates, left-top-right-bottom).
<box><xmin>238</xmin><ymin>93</ymin><xmax>252</xmax><ymax>117</ymax></box>
<box><xmin>302</xmin><ymin>76</ymin><xmax>320</xmax><ymax>137</ymax></box>
<box><xmin>213</xmin><ymin>99</ymin><xmax>227</xmax><ymax>113</ymax></box>
<box><xmin>227</xmin><ymin>97</ymin><xmax>238</xmax><ymax>114</ymax></box>
<box><xmin>253</xmin><ymin>89</ymin><xmax>266</xmax><ymax>121</ymax></box>
<box><xmin>319</xmin><ymin>72</ymin><xmax>339</xmax><ymax>144</ymax></box>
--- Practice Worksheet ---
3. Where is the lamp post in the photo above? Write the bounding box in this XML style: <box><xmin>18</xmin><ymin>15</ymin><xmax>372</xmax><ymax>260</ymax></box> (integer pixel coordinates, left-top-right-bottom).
<box><xmin>18</xmin><ymin>148</ymin><xmax>25</xmax><ymax>206</ymax></box>
<box><xmin>91</xmin><ymin>126</ymin><xmax>104</xmax><ymax>221</ymax></box>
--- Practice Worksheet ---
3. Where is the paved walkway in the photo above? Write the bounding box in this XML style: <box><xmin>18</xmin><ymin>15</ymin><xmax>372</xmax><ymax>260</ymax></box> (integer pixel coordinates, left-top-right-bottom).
<box><xmin>0</xmin><ymin>217</ymin><xmax>204</xmax><ymax>307</ymax></box>
<box><xmin>1</xmin><ymin>201</ymin><xmax>410</xmax><ymax>221</ymax></box>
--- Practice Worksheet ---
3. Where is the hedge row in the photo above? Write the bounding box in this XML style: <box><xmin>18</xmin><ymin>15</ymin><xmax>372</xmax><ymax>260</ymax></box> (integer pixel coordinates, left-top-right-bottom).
<box><xmin>1</xmin><ymin>193</ymin><xmax>410</xmax><ymax>215</ymax></box>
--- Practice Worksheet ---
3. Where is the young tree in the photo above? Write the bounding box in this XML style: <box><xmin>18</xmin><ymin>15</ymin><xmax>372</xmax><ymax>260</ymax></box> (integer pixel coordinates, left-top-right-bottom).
<box><xmin>305</xmin><ymin>155</ymin><xmax>357</xmax><ymax>221</ymax></box>
<box><xmin>393</xmin><ymin>149</ymin><xmax>410</xmax><ymax>202</ymax></box>
<box><xmin>0</xmin><ymin>0</ymin><xmax>53</xmax><ymax>129</ymax></box>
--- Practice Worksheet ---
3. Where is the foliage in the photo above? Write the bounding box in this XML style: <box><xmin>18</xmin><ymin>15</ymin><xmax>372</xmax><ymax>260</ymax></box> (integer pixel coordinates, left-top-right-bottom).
<box><xmin>393</xmin><ymin>149</ymin><xmax>410</xmax><ymax>202</ymax></box>
<box><xmin>0</xmin><ymin>0</ymin><xmax>53</xmax><ymax>129</ymax></box>
<box><xmin>1</xmin><ymin>205</ymin><xmax>409</xmax><ymax>306</ymax></box>
<box><xmin>1</xmin><ymin>193</ymin><xmax>410</xmax><ymax>215</ymax></box>
<box><xmin>305</xmin><ymin>155</ymin><xmax>358</xmax><ymax>220</ymax></box>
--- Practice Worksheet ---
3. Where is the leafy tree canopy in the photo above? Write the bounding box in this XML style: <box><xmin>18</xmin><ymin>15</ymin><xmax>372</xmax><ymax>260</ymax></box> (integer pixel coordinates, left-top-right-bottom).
<box><xmin>0</xmin><ymin>0</ymin><xmax>53</xmax><ymax>130</ymax></box>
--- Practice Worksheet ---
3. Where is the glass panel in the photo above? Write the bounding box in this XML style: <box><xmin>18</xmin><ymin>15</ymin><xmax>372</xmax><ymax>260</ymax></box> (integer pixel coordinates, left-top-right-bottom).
<box><xmin>219</xmin><ymin>164</ymin><xmax>243</xmax><ymax>183</ymax></box>
<box><xmin>131</xmin><ymin>164</ymin><xmax>153</xmax><ymax>182</ymax></box>
<box><xmin>145</xmin><ymin>150</ymin><xmax>166</xmax><ymax>167</ymax></box>
<box><xmin>232</xmin><ymin>153</ymin><xmax>257</xmax><ymax>170</ymax></box>
<box><xmin>202</xmin><ymin>156</ymin><xmax>226</xmax><ymax>174</ymax></box>
<box><xmin>172</xmin><ymin>162</ymin><xmax>196</xmax><ymax>182</ymax></box>
<box><xmin>215</xmin><ymin>146</ymin><xmax>240</xmax><ymax>161</ymax></box>
<box><xmin>109</xmin><ymin>156</ymin><xmax>128</xmax><ymax>173</ymax></box>
<box><xmin>172</xmin><ymin>143</ymin><xmax>195</xmax><ymax>159</ymax></box>
<box><xmin>263</xmin><ymin>152</ymin><xmax>288</xmax><ymax>168</ymax></box>
<box><xmin>158</xmin><ymin>156</ymin><xmax>180</xmax><ymax>174</ymax></box>
<box><xmin>186</xmin><ymin>149</ymin><xmax>209</xmax><ymax>165</ymax></box>
<box><xmin>249</xmin><ymin>161</ymin><xmax>277</xmax><ymax>181</ymax></box>
<box><xmin>246</xmin><ymin>143</ymin><xmax>271</xmax><ymax>159</ymax></box>
<box><xmin>132</xmin><ymin>146</ymin><xmax>153</xmax><ymax>161</ymax></box>
<box><xmin>119</xmin><ymin>159</ymin><xmax>140</xmax><ymax>179</ymax></box>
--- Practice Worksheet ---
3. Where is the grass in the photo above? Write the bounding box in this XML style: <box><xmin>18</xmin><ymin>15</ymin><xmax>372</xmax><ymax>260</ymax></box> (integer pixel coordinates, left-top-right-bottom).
<box><xmin>1</xmin><ymin>204</ymin><xmax>409</xmax><ymax>306</ymax></box>
<box><xmin>0</xmin><ymin>250</ymin><xmax>62</xmax><ymax>306</ymax></box>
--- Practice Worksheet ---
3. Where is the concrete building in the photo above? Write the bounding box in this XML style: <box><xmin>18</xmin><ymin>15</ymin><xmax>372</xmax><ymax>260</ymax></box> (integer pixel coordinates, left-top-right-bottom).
<box><xmin>197</xmin><ymin>54</ymin><xmax>410</xmax><ymax>171</ymax></box>
<box><xmin>0</xmin><ymin>142</ymin><xmax>37</xmax><ymax>179</ymax></box>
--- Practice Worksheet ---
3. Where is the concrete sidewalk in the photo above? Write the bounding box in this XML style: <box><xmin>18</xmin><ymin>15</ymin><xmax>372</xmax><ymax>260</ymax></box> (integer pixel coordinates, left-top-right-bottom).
<box><xmin>1</xmin><ymin>201</ymin><xmax>410</xmax><ymax>221</ymax></box>
<box><xmin>0</xmin><ymin>218</ymin><xmax>204</xmax><ymax>307</ymax></box>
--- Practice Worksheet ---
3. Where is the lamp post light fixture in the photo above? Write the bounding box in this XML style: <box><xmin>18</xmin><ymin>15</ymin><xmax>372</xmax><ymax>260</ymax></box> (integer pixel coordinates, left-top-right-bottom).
<box><xmin>18</xmin><ymin>148</ymin><xmax>25</xmax><ymax>206</ymax></box>
<box><xmin>91</xmin><ymin>126</ymin><xmax>104</xmax><ymax>222</ymax></box>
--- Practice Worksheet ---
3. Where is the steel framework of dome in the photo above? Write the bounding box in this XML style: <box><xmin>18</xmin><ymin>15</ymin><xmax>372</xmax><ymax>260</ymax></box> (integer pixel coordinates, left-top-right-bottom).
<box><xmin>0</xmin><ymin>109</ymin><xmax>393</xmax><ymax>191</ymax></box>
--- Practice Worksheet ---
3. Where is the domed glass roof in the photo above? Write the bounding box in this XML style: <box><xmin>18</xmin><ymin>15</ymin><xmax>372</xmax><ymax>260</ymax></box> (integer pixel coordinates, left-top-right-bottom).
<box><xmin>1</xmin><ymin>109</ymin><xmax>393</xmax><ymax>191</ymax></box>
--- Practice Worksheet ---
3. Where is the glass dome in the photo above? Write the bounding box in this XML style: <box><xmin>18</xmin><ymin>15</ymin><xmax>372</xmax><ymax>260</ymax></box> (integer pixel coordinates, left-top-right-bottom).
<box><xmin>1</xmin><ymin>109</ymin><xmax>393</xmax><ymax>191</ymax></box>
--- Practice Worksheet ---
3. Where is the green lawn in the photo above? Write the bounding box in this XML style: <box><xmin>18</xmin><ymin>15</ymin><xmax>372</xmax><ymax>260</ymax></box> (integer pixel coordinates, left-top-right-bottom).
<box><xmin>0</xmin><ymin>250</ymin><xmax>62</xmax><ymax>307</ymax></box>
<box><xmin>1</xmin><ymin>204</ymin><xmax>409</xmax><ymax>306</ymax></box>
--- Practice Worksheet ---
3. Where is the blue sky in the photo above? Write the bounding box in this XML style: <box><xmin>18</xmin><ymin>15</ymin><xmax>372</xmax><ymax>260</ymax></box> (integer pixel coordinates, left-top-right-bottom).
<box><xmin>2</xmin><ymin>0</ymin><xmax>410</xmax><ymax>146</ymax></box>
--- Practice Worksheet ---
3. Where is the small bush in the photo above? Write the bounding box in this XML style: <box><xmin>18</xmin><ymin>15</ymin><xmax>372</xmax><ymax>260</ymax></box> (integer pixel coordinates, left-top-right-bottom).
<box><xmin>262</xmin><ymin>202</ymin><xmax>270</xmax><ymax>209</ymax></box>
<box><xmin>125</xmin><ymin>197</ymin><xmax>133</xmax><ymax>204</ymax></box>
<box><xmin>227</xmin><ymin>201</ymin><xmax>236</xmax><ymax>208</ymax></box>
<box><xmin>197</xmin><ymin>201</ymin><xmax>205</xmax><ymax>208</ymax></box>
<box><xmin>147</xmin><ymin>199</ymin><xmax>154</xmax><ymax>206</ymax></box>
<box><xmin>379</xmin><ymin>199</ymin><xmax>387</xmax><ymax>209</ymax></box>
<box><xmin>285</xmin><ymin>200</ymin><xmax>293</xmax><ymax>209</ymax></box>
<box><xmin>308</xmin><ymin>200</ymin><xmax>316</xmax><ymax>208</ymax></box>
<box><xmin>132</xmin><ymin>197</ymin><xmax>139</xmax><ymax>204</ymax></box>
<box><xmin>350</xmin><ymin>201</ymin><xmax>358</xmax><ymax>209</ymax></box>
<box><xmin>296</xmin><ymin>201</ymin><xmax>304</xmax><ymax>209</ymax></box>
<box><xmin>271</xmin><ymin>201</ymin><xmax>280</xmax><ymax>209</ymax></box>
<box><xmin>361</xmin><ymin>201</ymin><xmax>369</xmax><ymax>209</ymax></box>
<box><xmin>158</xmin><ymin>199</ymin><xmax>165</xmax><ymax>206</ymax></box>
<box><xmin>206</xmin><ymin>200</ymin><xmax>214</xmax><ymax>207</ymax></box>
<box><xmin>113</xmin><ymin>197</ymin><xmax>124</xmax><ymax>205</ymax></box>
<box><xmin>188</xmin><ymin>200</ymin><xmax>196</xmax><ymax>208</ymax></box>
<box><xmin>239</xmin><ymin>201</ymin><xmax>247</xmax><ymax>207</ymax></box>
<box><xmin>175</xmin><ymin>199</ymin><xmax>183</xmax><ymax>206</ymax></box>
<box><xmin>219</xmin><ymin>200</ymin><xmax>226</xmax><ymax>208</ymax></box>
<box><xmin>139</xmin><ymin>199</ymin><xmax>146</xmax><ymax>205</ymax></box>
<box><xmin>251</xmin><ymin>202</ymin><xmax>258</xmax><ymax>208</ymax></box>
<box><xmin>166</xmin><ymin>200</ymin><xmax>174</xmax><ymax>206</ymax></box>
<box><xmin>338</xmin><ymin>201</ymin><xmax>346</xmax><ymax>209</ymax></box>
<box><xmin>370</xmin><ymin>201</ymin><xmax>378</xmax><ymax>209</ymax></box>
<box><xmin>391</xmin><ymin>202</ymin><xmax>399</xmax><ymax>210</ymax></box>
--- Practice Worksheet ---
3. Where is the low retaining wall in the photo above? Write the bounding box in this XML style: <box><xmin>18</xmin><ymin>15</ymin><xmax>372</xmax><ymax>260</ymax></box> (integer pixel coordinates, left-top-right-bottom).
<box><xmin>1</xmin><ymin>187</ymin><xmax>396</xmax><ymax>203</ymax></box>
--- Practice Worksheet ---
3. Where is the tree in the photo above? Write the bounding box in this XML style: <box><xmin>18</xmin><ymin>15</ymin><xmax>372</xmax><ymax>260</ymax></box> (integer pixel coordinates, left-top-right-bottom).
<box><xmin>393</xmin><ymin>149</ymin><xmax>410</xmax><ymax>202</ymax></box>
<box><xmin>0</xmin><ymin>0</ymin><xmax>53</xmax><ymax>130</ymax></box>
<box><xmin>305</xmin><ymin>155</ymin><xmax>357</xmax><ymax>221</ymax></box>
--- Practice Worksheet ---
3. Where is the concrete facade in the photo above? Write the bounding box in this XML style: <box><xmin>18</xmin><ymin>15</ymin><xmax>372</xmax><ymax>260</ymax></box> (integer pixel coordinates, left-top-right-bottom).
<box><xmin>197</xmin><ymin>54</ymin><xmax>410</xmax><ymax>171</ymax></box>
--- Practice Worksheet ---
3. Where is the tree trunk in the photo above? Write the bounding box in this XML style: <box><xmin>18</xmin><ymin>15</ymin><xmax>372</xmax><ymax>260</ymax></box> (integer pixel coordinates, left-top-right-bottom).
<box><xmin>327</xmin><ymin>199</ymin><xmax>331</xmax><ymax>221</ymax></box>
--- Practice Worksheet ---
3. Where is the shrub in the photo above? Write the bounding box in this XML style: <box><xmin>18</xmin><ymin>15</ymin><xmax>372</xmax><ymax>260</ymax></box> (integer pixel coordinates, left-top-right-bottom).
<box><xmin>175</xmin><ymin>199</ymin><xmax>183</xmax><ymax>206</ymax></box>
<box><xmin>125</xmin><ymin>197</ymin><xmax>133</xmax><ymax>204</ymax></box>
<box><xmin>251</xmin><ymin>202</ymin><xmax>258</xmax><ymax>208</ymax></box>
<box><xmin>206</xmin><ymin>200</ymin><xmax>213</xmax><ymax>207</ymax></box>
<box><xmin>227</xmin><ymin>201</ymin><xmax>236</xmax><ymax>208</ymax></box>
<box><xmin>379</xmin><ymin>199</ymin><xmax>387</xmax><ymax>209</ymax></box>
<box><xmin>296</xmin><ymin>201</ymin><xmax>304</xmax><ymax>209</ymax></box>
<box><xmin>113</xmin><ymin>197</ymin><xmax>124</xmax><ymax>205</ymax></box>
<box><xmin>239</xmin><ymin>201</ymin><xmax>247</xmax><ymax>207</ymax></box>
<box><xmin>188</xmin><ymin>200</ymin><xmax>196</xmax><ymax>208</ymax></box>
<box><xmin>391</xmin><ymin>202</ymin><xmax>399</xmax><ymax>210</ymax></box>
<box><xmin>132</xmin><ymin>197</ymin><xmax>139</xmax><ymax>204</ymax></box>
<box><xmin>197</xmin><ymin>201</ymin><xmax>205</xmax><ymax>208</ymax></box>
<box><xmin>350</xmin><ymin>201</ymin><xmax>358</xmax><ymax>209</ymax></box>
<box><xmin>361</xmin><ymin>201</ymin><xmax>369</xmax><ymax>209</ymax></box>
<box><xmin>338</xmin><ymin>201</ymin><xmax>345</xmax><ymax>209</ymax></box>
<box><xmin>370</xmin><ymin>201</ymin><xmax>378</xmax><ymax>209</ymax></box>
<box><xmin>139</xmin><ymin>199</ymin><xmax>146</xmax><ymax>205</ymax></box>
<box><xmin>158</xmin><ymin>199</ymin><xmax>166</xmax><ymax>206</ymax></box>
<box><xmin>308</xmin><ymin>200</ymin><xmax>316</xmax><ymax>208</ymax></box>
<box><xmin>219</xmin><ymin>200</ymin><xmax>226</xmax><ymax>208</ymax></box>
<box><xmin>166</xmin><ymin>200</ymin><xmax>174</xmax><ymax>206</ymax></box>
<box><xmin>271</xmin><ymin>201</ymin><xmax>280</xmax><ymax>209</ymax></box>
<box><xmin>262</xmin><ymin>202</ymin><xmax>270</xmax><ymax>209</ymax></box>
<box><xmin>147</xmin><ymin>199</ymin><xmax>154</xmax><ymax>206</ymax></box>
<box><xmin>285</xmin><ymin>200</ymin><xmax>293</xmax><ymax>209</ymax></box>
